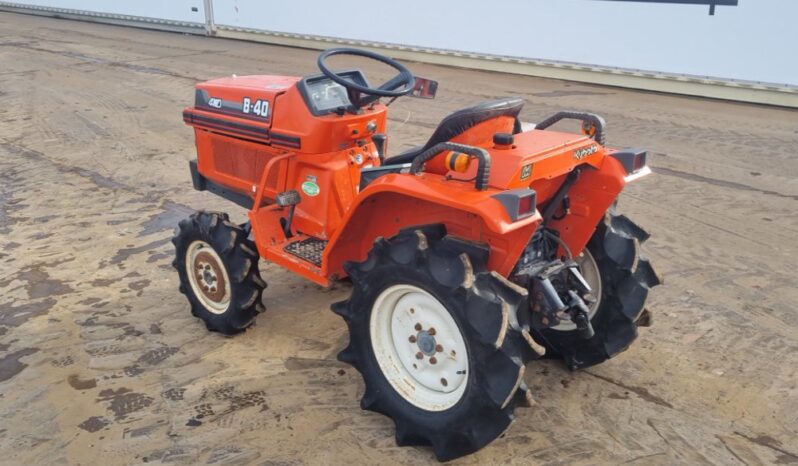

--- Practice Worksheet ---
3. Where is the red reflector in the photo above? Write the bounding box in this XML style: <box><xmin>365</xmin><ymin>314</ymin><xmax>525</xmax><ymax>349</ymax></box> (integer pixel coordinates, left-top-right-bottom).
<box><xmin>633</xmin><ymin>153</ymin><xmax>647</xmax><ymax>172</ymax></box>
<box><xmin>518</xmin><ymin>194</ymin><xmax>534</xmax><ymax>215</ymax></box>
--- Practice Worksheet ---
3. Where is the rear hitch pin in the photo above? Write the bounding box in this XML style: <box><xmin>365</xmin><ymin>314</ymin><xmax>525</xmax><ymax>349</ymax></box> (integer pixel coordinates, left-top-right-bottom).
<box><xmin>567</xmin><ymin>290</ymin><xmax>595</xmax><ymax>339</ymax></box>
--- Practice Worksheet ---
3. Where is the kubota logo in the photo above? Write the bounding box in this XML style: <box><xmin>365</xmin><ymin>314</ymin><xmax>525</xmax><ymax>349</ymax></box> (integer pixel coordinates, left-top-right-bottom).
<box><xmin>574</xmin><ymin>145</ymin><xmax>599</xmax><ymax>160</ymax></box>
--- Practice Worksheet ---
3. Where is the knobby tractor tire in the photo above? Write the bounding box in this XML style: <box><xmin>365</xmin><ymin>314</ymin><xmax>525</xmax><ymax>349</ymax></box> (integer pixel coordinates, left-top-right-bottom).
<box><xmin>332</xmin><ymin>226</ymin><xmax>539</xmax><ymax>462</ymax></box>
<box><xmin>535</xmin><ymin>211</ymin><xmax>661</xmax><ymax>370</ymax></box>
<box><xmin>172</xmin><ymin>211</ymin><xmax>266</xmax><ymax>335</ymax></box>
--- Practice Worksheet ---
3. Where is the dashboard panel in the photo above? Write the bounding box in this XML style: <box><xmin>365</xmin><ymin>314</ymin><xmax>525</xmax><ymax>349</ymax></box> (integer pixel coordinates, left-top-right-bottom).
<box><xmin>298</xmin><ymin>70</ymin><xmax>370</xmax><ymax>115</ymax></box>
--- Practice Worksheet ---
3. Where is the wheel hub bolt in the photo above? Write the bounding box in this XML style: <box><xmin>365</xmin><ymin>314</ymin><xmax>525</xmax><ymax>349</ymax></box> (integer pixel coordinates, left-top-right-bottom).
<box><xmin>428</xmin><ymin>327</ymin><xmax>436</xmax><ymax>336</ymax></box>
<box><xmin>435</xmin><ymin>344</ymin><xmax>443</xmax><ymax>353</ymax></box>
<box><xmin>415</xmin><ymin>352</ymin><xmax>423</xmax><ymax>360</ymax></box>
<box><xmin>414</xmin><ymin>323</ymin><xmax>422</xmax><ymax>331</ymax></box>
<box><xmin>429</xmin><ymin>356</ymin><xmax>437</xmax><ymax>365</ymax></box>
<box><xmin>408</xmin><ymin>335</ymin><xmax>417</xmax><ymax>343</ymax></box>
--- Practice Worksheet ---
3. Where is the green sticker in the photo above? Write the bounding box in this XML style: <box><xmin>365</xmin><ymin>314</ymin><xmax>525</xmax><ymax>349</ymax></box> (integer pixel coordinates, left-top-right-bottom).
<box><xmin>301</xmin><ymin>181</ymin><xmax>320</xmax><ymax>197</ymax></box>
<box><xmin>520</xmin><ymin>163</ymin><xmax>533</xmax><ymax>180</ymax></box>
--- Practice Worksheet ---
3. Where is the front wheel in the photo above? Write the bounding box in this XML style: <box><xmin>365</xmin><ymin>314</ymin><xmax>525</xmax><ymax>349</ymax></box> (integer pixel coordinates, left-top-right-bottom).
<box><xmin>172</xmin><ymin>211</ymin><xmax>266</xmax><ymax>335</ymax></box>
<box><xmin>333</xmin><ymin>227</ymin><xmax>540</xmax><ymax>461</ymax></box>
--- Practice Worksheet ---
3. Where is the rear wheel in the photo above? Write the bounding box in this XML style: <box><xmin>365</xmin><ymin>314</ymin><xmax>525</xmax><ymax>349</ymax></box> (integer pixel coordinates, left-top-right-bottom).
<box><xmin>172</xmin><ymin>211</ymin><xmax>266</xmax><ymax>335</ymax></box>
<box><xmin>369</xmin><ymin>283</ymin><xmax>471</xmax><ymax>411</ymax></box>
<box><xmin>534</xmin><ymin>212</ymin><xmax>661</xmax><ymax>369</ymax></box>
<box><xmin>333</xmin><ymin>226</ymin><xmax>539</xmax><ymax>461</ymax></box>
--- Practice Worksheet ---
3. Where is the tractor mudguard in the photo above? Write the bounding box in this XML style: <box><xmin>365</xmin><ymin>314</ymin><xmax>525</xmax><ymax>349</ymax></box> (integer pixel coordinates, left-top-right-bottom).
<box><xmin>545</xmin><ymin>153</ymin><xmax>632</xmax><ymax>258</ymax></box>
<box><xmin>323</xmin><ymin>173</ymin><xmax>541</xmax><ymax>279</ymax></box>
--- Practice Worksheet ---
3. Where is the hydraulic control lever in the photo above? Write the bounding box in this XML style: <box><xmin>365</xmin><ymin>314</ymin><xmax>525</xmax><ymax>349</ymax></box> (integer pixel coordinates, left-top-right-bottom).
<box><xmin>372</xmin><ymin>133</ymin><xmax>387</xmax><ymax>163</ymax></box>
<box><xmin>276</xmin><ymin>190</ymin><xmax>301</xmax><ymax>237</ymax></box>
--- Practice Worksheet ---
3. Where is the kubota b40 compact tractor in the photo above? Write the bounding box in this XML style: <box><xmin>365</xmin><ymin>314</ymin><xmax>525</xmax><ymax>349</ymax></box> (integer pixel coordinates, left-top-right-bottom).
<box><xmin>173</xmin><ymin>48</ymin><xmax>660</xmax><ymax>460</ymax></box>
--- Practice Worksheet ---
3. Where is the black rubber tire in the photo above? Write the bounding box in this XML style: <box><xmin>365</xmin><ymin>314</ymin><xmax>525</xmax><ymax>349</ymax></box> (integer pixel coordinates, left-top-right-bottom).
<box><xmin>172</xmin><ymin>211</ymin><xmax>266</xmax><ymax>335</ymax></box>
<box><xmin>534</xmin><ymin>212</ymin><xmax>661</xmax><ymax>370</ymax></box>
<box><xmin>332</xmin><ymin>226</ymin><xmax>540</xmax><ymax>461</ymax></box>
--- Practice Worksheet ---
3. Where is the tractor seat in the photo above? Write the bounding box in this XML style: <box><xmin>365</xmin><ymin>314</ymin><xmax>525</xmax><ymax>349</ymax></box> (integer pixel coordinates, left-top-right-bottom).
<box><xmin>387</xmin><ymin>98</ymin><xmax>524</xmax><ymax>165</ymax></box>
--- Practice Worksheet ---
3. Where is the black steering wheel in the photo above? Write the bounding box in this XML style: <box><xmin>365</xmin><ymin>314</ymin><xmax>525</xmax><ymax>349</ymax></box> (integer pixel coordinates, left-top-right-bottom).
<box><xmin>317</xmin><ymin>48</ymin><xmax>415</xmax><ymax>108</ymax></box>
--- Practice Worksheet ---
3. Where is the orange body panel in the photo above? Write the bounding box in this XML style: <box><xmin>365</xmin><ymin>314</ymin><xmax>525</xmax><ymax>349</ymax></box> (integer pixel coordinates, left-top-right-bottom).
<box><xmin>184</xmin><ymin>74</ymin><xmax>636</xmax><ymax>287</ymax></box>
<box><xmin>185</xmin><ymin>74</ymin><xmax>387</xmax><ymax>208</ymax></box>
<box><xmin>545</xmin><ymin>156</ymin><xmax>627</xmax><ymax>256</ymax></box>
<box><xmin>324</xmin><ymin>175</ymin><xmax>542</xmax><ymax>280</ymax></box>
<box><xmin>192</xmin><ymin>129</ymin><xmax>289</xmax><ymax>203</ymax></box>
<box><xmin>271</xmin><ymin>87</ymin><xmax>388</xmax><ymax>154</ymax></box>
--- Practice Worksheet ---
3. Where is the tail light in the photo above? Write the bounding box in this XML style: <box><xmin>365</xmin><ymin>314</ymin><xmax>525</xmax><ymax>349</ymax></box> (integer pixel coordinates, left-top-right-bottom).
<box><xmin>493</xmin><ymin>189</ymin><xmax>537</xmax><ymax>222</ymax></box>
<box><xmin>633</xmin><ymin>152</ymin><xmax>647</xmax><ymax>172</ymax></box>
<box><xmin>518</xmin><ymin>193</ymin><xmax>535</xmax><ymax>217</ymax></box>
<box><xmin>611</xmin><ymin>149</ymin><xmax>647</xmax><ymax>174</ymax></box>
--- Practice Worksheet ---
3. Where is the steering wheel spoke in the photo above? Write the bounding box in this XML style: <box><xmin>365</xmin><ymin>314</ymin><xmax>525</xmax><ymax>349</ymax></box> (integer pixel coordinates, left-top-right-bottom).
<box><xmin>378</xmin><ymin>74</ymin><xmax>411</xmax><ymax>93</ymax></box>
<box><xmin>345</xmin><ymin>87</ymin><xmax>365</xmax><ymax>109</ymax></box>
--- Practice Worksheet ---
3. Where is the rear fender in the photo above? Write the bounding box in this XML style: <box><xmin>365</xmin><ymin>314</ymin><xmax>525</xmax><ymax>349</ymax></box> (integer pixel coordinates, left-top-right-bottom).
<box><xmin>324</xmin><ymin>174</ymin><xmax>540</xmax><ymax>278</ymax></box>
<box><xmin>547</xmin><ymin>155</ymin><xmax>628</xmax><ymax>256</ymax></box>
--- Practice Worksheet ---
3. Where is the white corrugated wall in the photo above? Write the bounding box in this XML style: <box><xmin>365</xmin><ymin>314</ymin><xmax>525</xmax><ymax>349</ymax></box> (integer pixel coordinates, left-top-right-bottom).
<box><xmin>1</xmin><ymin>0</ymin><xmax>795</xmax><ymax>106</ymax></box>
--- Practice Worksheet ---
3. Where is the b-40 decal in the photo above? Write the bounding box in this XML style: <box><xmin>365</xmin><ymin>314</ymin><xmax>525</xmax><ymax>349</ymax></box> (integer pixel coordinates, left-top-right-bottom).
<box><xmin>242</xmin><ymin>97</ymin><xmax>269</xmax><ymax>118</ymax></box>
<box><xmin>195</xmin><ymin>89</ymin><xmax>271</xmax><ymax>121</ymax></box>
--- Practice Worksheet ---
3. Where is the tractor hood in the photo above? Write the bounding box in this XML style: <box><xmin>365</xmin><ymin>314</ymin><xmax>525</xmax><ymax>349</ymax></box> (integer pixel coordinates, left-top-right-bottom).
<box><xmin>192</xmin><ymin>75</ymin><xmax>302</xmax><ymax>128</ymax></box>
<box><xmin>185</xmin><ymin>73</ymin><xmax>388</xmax><ymax>153</ymax></box>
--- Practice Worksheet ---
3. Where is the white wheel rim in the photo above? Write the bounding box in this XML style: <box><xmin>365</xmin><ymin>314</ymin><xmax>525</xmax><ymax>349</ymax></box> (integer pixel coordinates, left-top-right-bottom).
<box><xmin>185</xmin><ymin>240</ymin><xmax>232</xmax><ymax>314</ymax></box>
<box><xmin>369</xmin><ymin>284</ymin><xmax>469</xmax><ymax>412</ymax></box>
<box><xmin>552</xmin><ymin>248</ymin><xmax>602</xmax><ymax>331</ymax></box>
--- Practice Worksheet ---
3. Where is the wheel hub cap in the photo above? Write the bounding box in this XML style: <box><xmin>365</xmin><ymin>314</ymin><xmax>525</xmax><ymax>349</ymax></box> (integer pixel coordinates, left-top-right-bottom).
<box><xmin>416</xmin><ymin>330</ymin><xmax>436</xmax><ymax>355</ymax></box>
<box><xmin>370</xmin><ymin>284</ymin><xmax>469</xmax><ymax>412</ymax></box>
<box><xmin>185</xmin><ymin>241</ymin><xmax>232</xmax><ymax>314</ymax></box>
<box><xmin>194</xmin><ymin>251</ymin><xmax>226</xmax><ymax>303</ymax></box>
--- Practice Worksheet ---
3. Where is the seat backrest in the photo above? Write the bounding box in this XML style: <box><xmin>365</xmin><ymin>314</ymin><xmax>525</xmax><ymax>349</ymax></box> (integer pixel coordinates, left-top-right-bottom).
<box><xmin>388</xmin><ymin>98</ymin><xmax>524</xmax><ymax>164</ymax></box>
<box><xmin>426</xmin><ymin>97</ymin><xmax>524</xmax><ymax>148</ymax></box>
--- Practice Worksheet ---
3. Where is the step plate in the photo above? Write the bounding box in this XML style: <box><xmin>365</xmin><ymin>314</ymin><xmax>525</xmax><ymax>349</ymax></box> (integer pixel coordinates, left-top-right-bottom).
<box><xmin>284</xmin><ymin>238</ymin><xmax>327</xmax><ymax>267</ymax></box>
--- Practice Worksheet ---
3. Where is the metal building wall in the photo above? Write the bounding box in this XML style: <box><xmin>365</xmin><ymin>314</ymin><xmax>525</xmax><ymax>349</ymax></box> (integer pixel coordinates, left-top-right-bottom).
<box><xmin>1</xmin><ymin>0</ymin><xmax>795</xmax><ymax>107</ymax></box>
<box><xmin>0</xmin><ymin>0</ymin><xmax>207</xmax><ymax>31</ymax></box>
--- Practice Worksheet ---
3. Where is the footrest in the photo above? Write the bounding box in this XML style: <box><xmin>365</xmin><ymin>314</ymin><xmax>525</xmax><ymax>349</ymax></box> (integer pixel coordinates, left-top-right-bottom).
<box><xmin>284</xmin><ymin>237</ymin><xmax>327</xmax><ymax>267</ymax></box>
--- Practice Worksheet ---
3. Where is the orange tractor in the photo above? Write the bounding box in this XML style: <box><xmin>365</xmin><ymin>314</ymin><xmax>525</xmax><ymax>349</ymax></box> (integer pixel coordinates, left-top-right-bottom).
<box><xmin>173</xmin><ymin>48</ymin><xmax>660</xmax><ymax>460</ymax></box>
